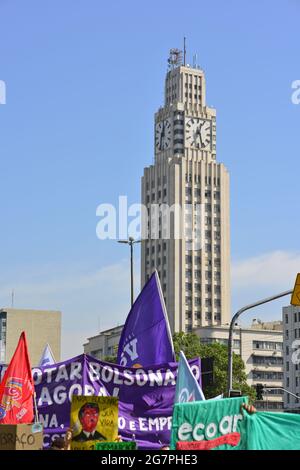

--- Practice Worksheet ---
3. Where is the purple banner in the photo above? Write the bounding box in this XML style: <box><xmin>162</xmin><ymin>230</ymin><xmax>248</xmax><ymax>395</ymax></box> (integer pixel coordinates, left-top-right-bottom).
<box><xmin>32</xmin><ymin>354</ymin><xmax>201</xmax><ymax>450</ymax></box>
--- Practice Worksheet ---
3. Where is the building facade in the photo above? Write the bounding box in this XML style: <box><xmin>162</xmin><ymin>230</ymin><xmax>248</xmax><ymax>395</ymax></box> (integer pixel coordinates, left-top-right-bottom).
<box><xmin>283</xmin><ymin>305</ymin><xmax>300</xmax><ymax>412</ymax></box>
<box><xmin>0</xmin><ymin>308</ymin><xmax>61</xmax><ymax>366</ymax></box>
<box><xmin>83</xmin><ymin>325</ymin><xmax>124</xmax><ymax>361</ymax></box>
<box><xmin>195</xmin><ymin>321</ymin><xmax>284</xmax><ymax>411</ymax></box>
<box><xmin>141</xmin><ymin>51</ymin><xmax>230</xmax><ymax>333</ymax></box>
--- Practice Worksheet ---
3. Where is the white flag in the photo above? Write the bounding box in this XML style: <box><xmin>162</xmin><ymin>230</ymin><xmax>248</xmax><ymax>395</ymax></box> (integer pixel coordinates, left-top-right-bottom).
<box><xmin>39</xmin><ymin>344</ymin><xmax>56</xmax><ymax>367</ymax></box>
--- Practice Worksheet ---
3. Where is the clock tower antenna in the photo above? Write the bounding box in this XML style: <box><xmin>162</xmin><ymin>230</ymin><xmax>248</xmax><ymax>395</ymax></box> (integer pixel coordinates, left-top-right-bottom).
<box><xmin>184</xmin><ymin>37</ymin><xmax>187</xmax><ymax>66</ymax></box>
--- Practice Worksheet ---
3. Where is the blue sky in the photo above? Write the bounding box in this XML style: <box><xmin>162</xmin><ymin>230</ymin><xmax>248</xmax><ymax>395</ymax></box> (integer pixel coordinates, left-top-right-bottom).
<box><xmin>0</xmin><ymin>0</ymin><xmax>299</xmax><ymax>358</ymax></box>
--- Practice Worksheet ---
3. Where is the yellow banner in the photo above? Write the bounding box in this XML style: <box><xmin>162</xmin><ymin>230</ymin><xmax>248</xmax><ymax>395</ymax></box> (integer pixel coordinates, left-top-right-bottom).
<box><xmin>70</xmin><ymin>396</ymin><xmax>118</xmax><ymax>450</ymax></box>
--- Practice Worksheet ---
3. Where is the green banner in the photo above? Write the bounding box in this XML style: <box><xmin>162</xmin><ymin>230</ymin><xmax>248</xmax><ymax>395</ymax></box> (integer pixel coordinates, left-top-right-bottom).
<box><xmin>239</xmin><ymin>411</ymin><xmax>300</xmax><ymax>450</ymax></box>
<box><xmin>170</xmin><ymin>396</ymin><xmax>248</xmax><ymax>450</ymax></box>
<box><xmin>95</xmin><ymin>441</ymin><xmax>137</xmax><ymax>451</ymax></box>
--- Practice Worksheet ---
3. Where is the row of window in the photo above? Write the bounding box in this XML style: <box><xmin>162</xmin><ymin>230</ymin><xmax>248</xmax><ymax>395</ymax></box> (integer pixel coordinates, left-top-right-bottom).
<box><xmin>146</xmin><ymin>243</ymin><xmax>167</xmax><ymax>254</ymax></box>
<box><xmin>200</xmin><ymin>338</ymin><xmax>241</xmax><ymax>349</ymax></box>
<box><xmin>185</xmin><ymin>296</ymin><xmax>221</xmax><ymax>307</ymax></box>
<box><xmin>253</xmin><ymin>371</ymin><xmax>283</xmax><ymax>380</ymax></box>
<box><xmin>186</xmin><ymin>263</ymin><xmax>221</xmax><ymax>275</ymax></box>
<box><xmin>185</xmin><ymin>188</ymin><xmax>220</xmax><ymax>198</ymax></box>
<box><xmin>185</xmin><ymin>284</ymin><xmax>221</xmax><ymax>293</ymax></box>
<box><xmin>185</xmin><ymin>175</ymin><xmax>220</xmax><ymax>186</ymax></box>
<box><xmin>185</xmin><ymin>298</ymin><xmax>221</xmax><ymax>307</ymax></box>
<box><xmin>253</xmin><ymin>341</ymin><xmax>283</xmax><ymax>351</ymax></box>
<box><xmin>186</xmin><ymin>256</ymin><xmax>222</xmax><ymax>269</ymax></box>
<box><xmin>252</xmin><ymin>355</ymin><xmax>283</xmax><ymax>365</ymax></box>
<box><xmin>185</xmin><ymin>93</ymin><xmax>202</xmax><ymax>100</ymax></box>
<box><xmin>184</xmin><ymin>83</ymin><xmax>202</xmax><ymax>90</ymax></box>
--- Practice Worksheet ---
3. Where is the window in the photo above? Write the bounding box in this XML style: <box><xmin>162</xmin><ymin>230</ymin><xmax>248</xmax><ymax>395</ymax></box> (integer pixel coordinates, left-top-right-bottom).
<box><xmin>286</xmin><ymin>314</ymin><xmax>289</xmax><ymax>324</ymax></box>
<box><xmin>253</xmin><ymin>341</ymin><xmax>283</xmax><ymax>351</ymax></box>
<box><xmin>286</xmin><ymin>346</ymin><xmax>289</xmax><ymax>355</ymax></box>
<box><xmin>286</xmin><ymin>330</ymin><xmax>289</xmax><ymax>339</ymax></box>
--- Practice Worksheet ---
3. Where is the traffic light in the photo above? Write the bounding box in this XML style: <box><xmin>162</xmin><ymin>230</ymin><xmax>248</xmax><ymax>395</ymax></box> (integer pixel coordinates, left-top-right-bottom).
<box><xmin>255</xmin><ymin>383</ymin><xmax>264</xmax><ymax>400</ymax></box>
<box><xmin>201</xmin><ymin>358</ymin><xmax>214</xmax><ymax>388</ymax></box>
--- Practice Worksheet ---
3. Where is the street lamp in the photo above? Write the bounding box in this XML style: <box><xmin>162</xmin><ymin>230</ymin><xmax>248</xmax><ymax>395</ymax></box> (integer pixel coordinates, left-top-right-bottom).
<box><xmin>118</xmin><ymin>237</ymin><xmax>141</xmax><ymax>307</ymax></box>
<box><xmin>227</xmin><ymin>289</ymin><xmax>293</xmax><ymax>397</ymax></box>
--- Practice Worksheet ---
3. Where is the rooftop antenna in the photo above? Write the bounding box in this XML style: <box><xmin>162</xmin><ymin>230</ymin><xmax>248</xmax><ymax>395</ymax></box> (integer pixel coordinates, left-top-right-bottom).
<box><xmin>11</xmin><ymin>289</ymin><xmax>14</xmax><ymax>308</ymax></box>
<box><xmin>193</xmin><ymin>53</ymin><xmax>198</xmax><ymax>68</ymax></box>
<box><xmin>184</xmin><ymin>37</ymin><xmax>187</xmax><ymax>66</ymax></box>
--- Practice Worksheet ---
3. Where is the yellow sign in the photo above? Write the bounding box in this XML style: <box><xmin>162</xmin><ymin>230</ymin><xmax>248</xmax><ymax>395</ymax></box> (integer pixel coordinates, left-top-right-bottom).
<box><xmin>70</xmin><ymin>396</ymin><xmax>118</xmax><ymax>450</ymax></box>
<box><xmin>291</xmin><ymin>274</ymin><xmax>300</xmax><ymax>306</ymax></box>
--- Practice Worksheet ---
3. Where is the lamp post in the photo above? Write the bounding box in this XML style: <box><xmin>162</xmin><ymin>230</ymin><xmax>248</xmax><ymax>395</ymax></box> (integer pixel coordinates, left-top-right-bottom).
<box><xmin>227</xmin><ymin>289</ymin><xmax>293</xmax><ymax>397</ymax></box>
<box><xmin>118</xmin><ymin>237</ymin><xmax>141</xmax><ymax>307</ymax></box>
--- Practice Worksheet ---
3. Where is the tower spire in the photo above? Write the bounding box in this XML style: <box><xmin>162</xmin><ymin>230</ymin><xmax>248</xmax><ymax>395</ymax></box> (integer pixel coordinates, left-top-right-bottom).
<box><xmin>184</xmin><ymin>37</ymin><xmax>186</xmax><ymax>66</ymax></box>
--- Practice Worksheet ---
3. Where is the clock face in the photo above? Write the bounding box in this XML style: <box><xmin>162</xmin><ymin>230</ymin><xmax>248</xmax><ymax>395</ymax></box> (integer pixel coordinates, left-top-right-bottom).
<box><xmin>185</xmin><ymin>118</ymin><xmax>212</xmax><ymax>150</ymax></box>
<box><xmin>155</xmin><ymin>119</ymin><xmax>172</xmax><ymax>151</ymax></box>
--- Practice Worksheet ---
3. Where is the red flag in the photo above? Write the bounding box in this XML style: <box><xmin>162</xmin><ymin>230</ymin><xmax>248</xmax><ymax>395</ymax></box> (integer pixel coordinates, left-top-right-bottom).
<box><xmin>0</xmin><ymin>332</ymin><xmax>34</xmax><ymax>424</ymax></box>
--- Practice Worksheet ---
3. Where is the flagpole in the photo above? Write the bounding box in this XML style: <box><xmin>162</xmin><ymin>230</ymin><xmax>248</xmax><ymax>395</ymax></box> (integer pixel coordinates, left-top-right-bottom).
<box><xmin>33</xmin><ymin>392</ymin><xmax>39</xmax><ymax>424</ymax></box>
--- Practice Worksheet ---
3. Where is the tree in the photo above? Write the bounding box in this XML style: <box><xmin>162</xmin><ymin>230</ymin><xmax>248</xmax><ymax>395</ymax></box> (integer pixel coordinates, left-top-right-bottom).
<box><xmin>173</xmin><ymin>332</ymin><xmax>256</xmax><ymax>402</ymax></box>
<box><xmin>103</xmin><ymin>355</ymin><xmax>117</xmax><ymax>364</ymax></box>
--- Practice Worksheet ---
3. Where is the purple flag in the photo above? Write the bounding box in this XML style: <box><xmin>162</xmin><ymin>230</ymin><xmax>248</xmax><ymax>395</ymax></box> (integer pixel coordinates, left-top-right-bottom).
<box><xmin>117</xmin><ymin>270</ymin><xmax>175</xmax><ymax>367</ymax></box>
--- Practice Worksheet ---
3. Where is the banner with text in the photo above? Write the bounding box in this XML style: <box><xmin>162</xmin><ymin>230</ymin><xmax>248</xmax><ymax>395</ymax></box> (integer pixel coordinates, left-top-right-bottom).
<box><xmin>170</xmin><ymin>396</ymin><xmax>248</xmax><ymax>450</ymax></box>
<box><xmin>33</xmin><ymin>354</ymin><xmax>201</xmax><ymax>450</ymax></box>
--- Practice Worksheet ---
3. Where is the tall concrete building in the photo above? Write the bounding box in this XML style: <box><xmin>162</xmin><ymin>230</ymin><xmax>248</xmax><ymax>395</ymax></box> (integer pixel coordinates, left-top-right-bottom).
<box><xmin>283</xmin><ymin>305</ymin><xmax>300</xmax><ymax>412</ymax></box>
<box><xmin>0</xmin><ymin>308</ymin><xmax>61</xmax><ymax>366</ymax></box>
<box><xmin>141</xmin><ymin>49</ymin><xmax>230</xmax><ymax>333</ymax></box>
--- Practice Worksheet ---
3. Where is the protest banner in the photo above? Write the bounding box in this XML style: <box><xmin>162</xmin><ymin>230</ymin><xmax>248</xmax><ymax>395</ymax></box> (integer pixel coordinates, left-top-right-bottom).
<box><xmin>32</xmin><ymin>354</ymin><xmax>201</xmax><ymax>450</ymax></box>
<box><xmin>239</xmin><ymin>410</ymin><xmax>300</xmax><ymax>450</ymax></box>
<box><xmin>70</xmin><ymin>396</ymin><xmax>118</xmax><ymax>450</ymax></box>
<box><xmin>170</xmin><ymin>396</ymin><xmax>248</xmax><ymax>450</ymax></box>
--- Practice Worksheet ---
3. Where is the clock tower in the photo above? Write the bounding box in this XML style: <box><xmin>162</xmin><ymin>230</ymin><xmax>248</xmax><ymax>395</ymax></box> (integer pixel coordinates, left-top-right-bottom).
<box><xmin>141</xmin><ymin>48</ymin><xmax>230</xmax><ymax>333</ymax></box>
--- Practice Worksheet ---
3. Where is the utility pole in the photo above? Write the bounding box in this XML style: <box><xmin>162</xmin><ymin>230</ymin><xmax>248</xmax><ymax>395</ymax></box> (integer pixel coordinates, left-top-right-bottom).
<box><xmin>118</xmin><ymin>237</ymin><xmax>141</xmax><ymax>307</ymax></box>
